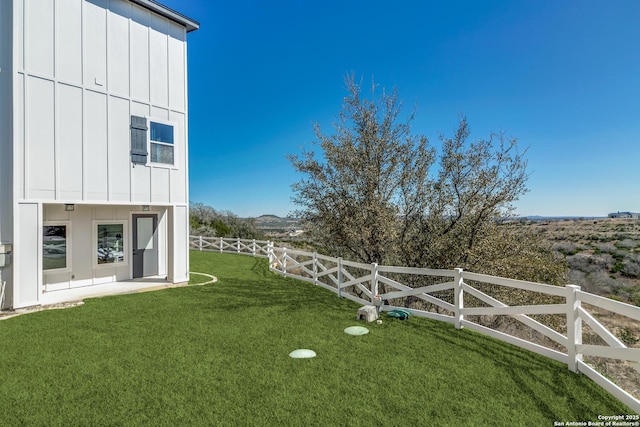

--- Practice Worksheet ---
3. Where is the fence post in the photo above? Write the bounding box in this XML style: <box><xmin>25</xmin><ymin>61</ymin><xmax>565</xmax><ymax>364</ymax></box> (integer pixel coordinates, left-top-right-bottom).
<box><xmin>219</xmin><ymin>237</ymin><xmax>223</xmax><ymax>253</ymax></box>
<box><xmin>267</xmin><ymin>241</ymin><xmax>273</xmax><ymax>267</ymax></box>
<box><xmin>252</xmin><ymin>239</ymin><xmax>256</xmax><ymax>256</ymax></box>
<box><xmin>237</xmin><ymin>237</ymin><xmax>241</xmax><ymax>253</ymax></box>
<box><xmin>566</xmin><ymin>284</ymin><xmax>583</xmax><ymax>373</ymax></box>
<box><xmin>198</xmin><ymin>236</ymin><xmax>203</xmax><ymax>251</ymax></box>
<box><xmin>282</xmin><ymin>247</ymin><xmax>287</xmax><ymax>277</ymax></box>
<box><xmin>371</xmin><ymin>263</ymin><xmax>379</xmax><ymax>304</ymax></box>
<box><xmin>454</xmin><ymin>268</ymin><xmax>464</xmax><ymax>330</ymax></box>
<box><xmin>337</xmin><ymin>257</ymin><xmax>343</xmax><ymax>298</ymax></box>
<box><xmin>313</xmin><ymin>252</ymin><xmax>318</xmax><ymax>285</ymax></box>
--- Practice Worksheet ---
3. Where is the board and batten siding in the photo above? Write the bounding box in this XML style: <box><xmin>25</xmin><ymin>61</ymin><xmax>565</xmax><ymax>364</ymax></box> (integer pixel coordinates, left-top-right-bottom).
<box><xmin>0</xmin><ymin>0</ymin><xmax>14</xmax><ymax>308</ymax></box>
<box><xmin>0</xmin><ymin>0</ymin><xmax>14</xmax><ymax>244</ymax></box>
<box><xmin>14</xmin><ymin>0</ymin><xmax>188</xmax><ymax>205</ymax></box>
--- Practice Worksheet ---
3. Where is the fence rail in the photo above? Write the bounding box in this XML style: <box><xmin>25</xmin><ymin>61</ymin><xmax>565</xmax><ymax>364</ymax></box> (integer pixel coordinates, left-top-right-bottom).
<box><xmin>190</xmin><ymin>235</ymin><xmax>640</xmax><ymax>413</ymax></box>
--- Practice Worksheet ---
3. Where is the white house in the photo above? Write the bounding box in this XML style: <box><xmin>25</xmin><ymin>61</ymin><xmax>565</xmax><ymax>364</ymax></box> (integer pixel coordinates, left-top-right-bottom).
<box><xmin>0</xmin><ymin>0</ymin><xmax>199</xmax><ymax>309</ymax></box>
<box><xmin>608</xmin><ymin>212</ymin><xmax>640</xmax><ymax>219</ymax></box>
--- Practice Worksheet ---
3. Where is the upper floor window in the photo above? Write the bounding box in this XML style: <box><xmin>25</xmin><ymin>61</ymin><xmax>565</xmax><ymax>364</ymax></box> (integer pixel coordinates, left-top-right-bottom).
<box><xmin>130</xmin><ymin>116</ymin><xmax>175</xmax><ymax>166</ymax></box>
<box><xmin>150</xmin><ymin>122</ymin><xmax>174</xmax><ymax>165</ymax></box>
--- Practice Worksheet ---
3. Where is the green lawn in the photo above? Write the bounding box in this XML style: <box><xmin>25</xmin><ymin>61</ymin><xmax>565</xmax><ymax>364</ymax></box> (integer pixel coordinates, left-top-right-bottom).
<box><xmin>0</xmin><ymin>251</ymin><xmax>632</xmax><ymax>426</ymax></box>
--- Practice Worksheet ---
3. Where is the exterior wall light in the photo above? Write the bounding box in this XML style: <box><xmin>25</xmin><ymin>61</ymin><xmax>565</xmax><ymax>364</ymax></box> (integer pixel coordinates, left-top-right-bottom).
<box><xmin>64</xmin><ymin>204</ymin><xmax>75</xmax><ymax>211</ymax></box>
<box><xmin>142</xmin><ymin>205</ymin><xmax>150</xmax><ymax>211</ymax></box>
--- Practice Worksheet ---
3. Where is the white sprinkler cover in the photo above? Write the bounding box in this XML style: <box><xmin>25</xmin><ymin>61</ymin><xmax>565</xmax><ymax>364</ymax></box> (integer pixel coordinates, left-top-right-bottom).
<box><xmin>289</xmin><ymin>349</ymin><xmax>317</xmax><ymax>358</ymax></box>
<box><xmin>343</xmin><ymin>326</ymin><xmax>369</xmax><ymax>336</ymax></box>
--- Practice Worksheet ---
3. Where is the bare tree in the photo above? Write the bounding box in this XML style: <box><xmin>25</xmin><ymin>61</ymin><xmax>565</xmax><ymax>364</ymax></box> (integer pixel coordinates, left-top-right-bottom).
<box><xmin>399</xmin><ymin>116</ymin><xmax>530</xmax><ymax>269</ymax></box>
<box><xmin>289</xmin><ymin>74</ymin><xmax>565</xmax><ymax>284</ymax></box>
<box><xmin>289</xmin><ymin>75</ymin><xmax>432</xmax><ymax>264</ymax></box>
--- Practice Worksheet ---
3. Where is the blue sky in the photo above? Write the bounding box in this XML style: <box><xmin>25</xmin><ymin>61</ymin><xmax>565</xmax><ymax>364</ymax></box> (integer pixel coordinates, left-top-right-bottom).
<box><xmin>162</xmin><ymin>0</ymin><xmax>640</xmax><ymax>218</ymax></box>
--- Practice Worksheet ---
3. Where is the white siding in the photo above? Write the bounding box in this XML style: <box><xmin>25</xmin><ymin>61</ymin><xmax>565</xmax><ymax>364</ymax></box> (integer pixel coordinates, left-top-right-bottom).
<box><xmin>0</xmin><ymin>0</ymin><xmax>12</xmax><ymax>245</ymax></box>
<box><xmin>151</xmin><ymin>105</ymin><xmax>169</xmax><ymax>121</ymax></box>
<box><xmin>151</xmin><ymin>168</ymin><xmax>170</xmax><ymax>203</ymax></box>
<box><xmin>57</xmin><ymin>83</ymin><xmax>83</xmax><ymax>200</ymax></box>
<box><xmin>109</xmin><ymin>96</ymin><xmax>131</xmax><ymax>201</ymax></box>
<box><xmin>108</xmin><ymin>0</ymin><xmax>130</xmax><ymax>96</ymax></box>
<box><xmin>0</xmin><ymin>0</ymin><xmax>13</xmax><ymax>308</ymax></box>
<box><xmin>83</xmin><ymin>0</ymin><xmax>107</xmax><ymax>89</ymax></box>
<box><xmin>169</xmin><ymin>111</ymin><xmax>186</xmax><ymax>202</ymax></box>
<box><xmin>69</xmin><ymin>205</ymin><xmax>93</xmax><ymax>287</ymax></box>
<box><xmin>9</xmin><ymin>0</ymin><xmax>194</xmax><ymax>307</ymax></box>
<box><xmin>16</xmin><ymin>0</ymin><xmax>24</xmax><ymax>70</ymax></box>
<box><xmin>156</xmin><ymin>207</ymin><xmax>167</xmax><ymax>276</ymax></box>
<box><xmin>130</xmin><ymin>4</ymin><xmax>150</xmax><ymax>102</ymax></box>
<box><xmin>14</xmin><ymin>203</ymin><xmax>40</xmax><ymax>307</ymax></box>
<box><xmin>26</xmin><ymin>76</ymin><xmax>55</xmax><ymax>199</ymax></box>
<box><xmin>15</xmin><ymin>73</ymin><xmax>24</xmax><ymax>198</ymax></box>
<box><xmin>132</xmin><ymin>166</ymin><xmax>151</xmax><ymax>203</ymax></box>
<box><xmin>171</xmin><ymin>205</ymin><xmax>189</xmax><ymax>282</ymax></box>
<box><xmin>16</xmin><ymin>0</ymin><xmax>189</xmax><ymax>205</ymax></box>
<box><xmin>149</xmin><ymin>15</ymin><xmax>168</xmax><ymax>107</ymax></box>
<box><xmin>170</xmin><ymin>169</ymin><xmax>185</xmax><ymax>204</ymax></box>
<box><xmin>168</xmin><ymin>23</ymin><xmax>185</xmax><ymax>111</ymax></box>
<box><xmin>85</xmin><ymin>90</ymin><xmax>108</xmax><ymax>200</ymax></box>
<box><xmin>25</xmin><ymin>0</ymin><xmax>54</xmax><ymax>77</ymax></box>
<box><xmin>56</xmin><ymin>0</ymin><xmax>82</xmax><ymax>84</ymax></box>
<box><xmin>131</xmin><ymin>100</ymin><xmax>150</xmax><ymax>117</ymax></box>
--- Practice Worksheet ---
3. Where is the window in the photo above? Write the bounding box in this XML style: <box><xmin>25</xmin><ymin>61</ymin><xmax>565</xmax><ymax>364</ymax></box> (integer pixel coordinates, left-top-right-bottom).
<box><xmin>43</xmin><ymin>223</ymin><xmax>71</xmax><ymax>271</ymax></box>
<box><xmin>130</xmin><ymin>116</ymin><xmax>176</xmax><ymax>166</ymax></box>
<box><xmin>150</xmin><ymin>121</ymin><xmax>174</xmax><ymax>165</ymax></box>
<box><xmin>95</xmin><ymin>222</ymin><xmax>127</xmax><ymax>266</ymax></box>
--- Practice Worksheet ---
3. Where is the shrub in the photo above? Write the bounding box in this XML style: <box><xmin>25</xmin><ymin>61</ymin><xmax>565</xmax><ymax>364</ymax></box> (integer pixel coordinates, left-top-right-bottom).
<box><xmin>632</xmin><ymin>289</ymin><xmax>640</xmax><ymax>306</ymax></box>
<box><xmin>621</xmin><ymin>254</ymin><xmax>640</xmax><ymax>278</ymax></box>
<box><xmin>552</xmin><ymin>242</ymin><xmax>579</xmax><ymax>256</ymax></box>
<box><xmin>585</xmin><ymin>271</ymin><xmax>619</xmax><ymax>295</ymax></box>
<box><xmin>619</xmin><ymin>327</ymin><xmax>639</xmax><ymax>346</ymax></box>
<box><xmin>567</xmin><ymin>253</ymin><xmax>613</xmax><ymax>274</ymax></box>
<box><xmin>616</xmin><ymin>238</ymin><xmax>639</xmax><ymax>249</ymax></box>
<box><xmin>594</xmin><ymin>243</ymin><xmax>617</xmax><ymax>253</ymax></box>
<box><xmin>611</xmin><ymin>261</ymin><xmax>624</xmax><ymax>274</ymax></box>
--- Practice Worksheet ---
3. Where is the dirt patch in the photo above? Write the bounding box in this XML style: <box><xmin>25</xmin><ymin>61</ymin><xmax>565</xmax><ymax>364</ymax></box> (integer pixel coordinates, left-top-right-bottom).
<box><xmin>0</xmin><ymin>301</ymin><xmax>85</xmax><ymax>320</ymax></box>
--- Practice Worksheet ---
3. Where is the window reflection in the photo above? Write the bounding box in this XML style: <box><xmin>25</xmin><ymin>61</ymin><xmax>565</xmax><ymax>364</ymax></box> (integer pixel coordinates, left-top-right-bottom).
<box><xmin>43</xmin><ymin>225</ymin><xmax>68</xmax><ymax>270</ymax></box>
<box><xmin>97</xmin><ymin>224</ymin><xmax>125</xmax><ymax>264</ymax></box>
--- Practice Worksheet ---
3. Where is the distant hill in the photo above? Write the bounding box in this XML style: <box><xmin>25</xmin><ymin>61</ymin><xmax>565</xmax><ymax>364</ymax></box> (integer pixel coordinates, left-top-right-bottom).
<box><xmin>516</xmin><ymin>215</ymin><xmax>606</xmax><ymax>221</ymax></box>
<box><xmin>251</xmin><ymin>215</ymin><xmax>302</xmax><ymax>231</ymax></box>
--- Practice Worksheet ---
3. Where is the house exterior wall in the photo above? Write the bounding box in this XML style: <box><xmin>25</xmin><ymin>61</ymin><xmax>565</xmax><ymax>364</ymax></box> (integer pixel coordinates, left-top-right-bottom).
<box><xmin>14</xmin><ymin>0</ymin><xmax>188</xmax><ymax>204</ymax></box>
<box><xmin>0</xmin><ymin>0</ymin><xmax>14</xmax><ymax>309</ymax></box>
<box><xmin>4</xmin><ymin>0</ymin><xmax>196</xmax><ymax>309</ymax></box>
<box><xmin>42</xmin><ymin>204</ymin><xmax>168</xmax><ymax>292</ymax></box>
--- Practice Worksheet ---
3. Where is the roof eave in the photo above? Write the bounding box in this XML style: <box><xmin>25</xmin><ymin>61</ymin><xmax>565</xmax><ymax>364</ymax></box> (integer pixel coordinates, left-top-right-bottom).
<box><xmin>130</xmin><ymin>0</ymin><xmax>200</xmax><ymax>32</ymax></box>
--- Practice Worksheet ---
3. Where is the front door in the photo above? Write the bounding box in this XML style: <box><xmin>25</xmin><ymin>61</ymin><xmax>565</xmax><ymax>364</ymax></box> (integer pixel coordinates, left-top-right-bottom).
<box><xmin>132</xmin><ymin>214</ymin><xmax>158</xmax><ymax>278</ymax></box>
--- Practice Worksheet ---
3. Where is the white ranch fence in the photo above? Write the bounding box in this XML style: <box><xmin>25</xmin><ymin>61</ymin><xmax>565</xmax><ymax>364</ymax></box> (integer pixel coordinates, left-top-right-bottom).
<box><xmin>190</xmin><ymin>235</ymin><xmax>640</xmax><ymax>413</ymax></box>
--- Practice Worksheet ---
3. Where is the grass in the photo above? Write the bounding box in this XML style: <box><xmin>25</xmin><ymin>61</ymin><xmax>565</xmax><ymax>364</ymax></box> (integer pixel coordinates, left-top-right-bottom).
<box><xmin>0</xmin><ymin>251</ymin><xmax>633</xmax><ymax>426</ymax></box>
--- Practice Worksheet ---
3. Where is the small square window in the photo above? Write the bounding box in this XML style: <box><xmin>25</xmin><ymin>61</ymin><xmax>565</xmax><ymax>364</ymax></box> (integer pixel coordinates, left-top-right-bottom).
<box><xmin>150</xmin><ymin>121</ymin><xmax>174</xmax><ymax>165</ymax></box>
